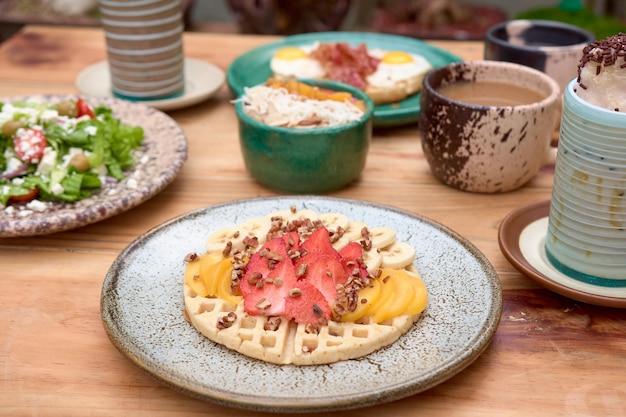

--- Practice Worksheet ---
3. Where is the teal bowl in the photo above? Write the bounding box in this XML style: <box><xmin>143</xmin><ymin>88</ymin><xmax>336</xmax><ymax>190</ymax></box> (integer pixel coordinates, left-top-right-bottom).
<box><xmin>234</xmin><ymin>79</ymin><xmax>374</xmax><ymax>194</ymax></box>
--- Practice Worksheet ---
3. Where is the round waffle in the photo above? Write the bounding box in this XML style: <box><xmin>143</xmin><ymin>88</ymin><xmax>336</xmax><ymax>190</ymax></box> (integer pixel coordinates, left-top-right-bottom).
<box><xmin>183</xmin><ymin>209</ymin><xmax>427</xmax><ymax>365</ymax></box>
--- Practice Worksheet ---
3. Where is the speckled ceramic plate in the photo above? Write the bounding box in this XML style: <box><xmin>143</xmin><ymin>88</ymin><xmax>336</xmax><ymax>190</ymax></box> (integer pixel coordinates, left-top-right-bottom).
<box><xmin>0</xmin><ymin>94</ymin><xmax>187</xmax><ymax>237</ymax></box>
<box><xmin>76</xmin><ymin>58</ymin><xmax>225</xmax><ymax>112</ymax></box>
<box><xmin>101</xmin><ymin>196</ymin><xmax>502</xmax><ymax>413</ymax></box>
<box><xmin>227</xmin><ymin>32</ymin><xmax>462</xmax><ymax>128</ymax></box>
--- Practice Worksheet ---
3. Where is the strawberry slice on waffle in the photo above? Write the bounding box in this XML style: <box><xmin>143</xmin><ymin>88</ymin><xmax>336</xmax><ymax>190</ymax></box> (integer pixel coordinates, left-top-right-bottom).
<box><xmin>339</xmin><ymin>241</ymin><xmax>369</xmax><ymax>279</ymax></box>
<box><xmin>285</xmin><ymin>280</ymin><xmax>331</xmax><ymax>325</ymax></box>
<box><xmin>240</xmin><ymin>237</ymin><xmax>298</xmax><ymax>317</ymax></box>
<box><xmin>295</xmin><ymin>227</ymin><xmax>349</xmax><ymax>304</ymax></box>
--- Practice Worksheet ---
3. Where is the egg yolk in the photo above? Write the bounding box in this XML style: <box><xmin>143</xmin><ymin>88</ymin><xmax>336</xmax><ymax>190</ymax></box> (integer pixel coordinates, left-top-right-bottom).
<box><xmin>273</xmin><ymin>47</ymin><xmax>308</xmax><ymax>60</ymax></box>
<box><xmin>381</xmin><ymin>51</ymin><xmax>414</xmax><ymax>65</ymax></box>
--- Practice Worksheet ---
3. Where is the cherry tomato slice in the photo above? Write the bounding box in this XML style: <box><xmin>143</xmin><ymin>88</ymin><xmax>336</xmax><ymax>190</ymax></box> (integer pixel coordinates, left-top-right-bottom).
<box><xmin>13</xmin><ymin>128</ymin><xmax>47</xmax><ymax>163</ymax></box>
<box><xmin>76</xmin><ymin>98</ymin><xmax>96</xmax><ymax>119</ymax></box>
<box><xmin>8</xmin><ymin>186</ymin><xmax>39</xmax><ymax>203</ymax></box>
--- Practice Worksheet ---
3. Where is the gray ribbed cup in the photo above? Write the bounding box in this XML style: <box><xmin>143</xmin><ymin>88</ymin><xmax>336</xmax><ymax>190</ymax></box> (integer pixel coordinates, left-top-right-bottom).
<box><xmin>98</xmin><ymin>0</ymin><xmax>185</xmax><ymax>100</ymax></box>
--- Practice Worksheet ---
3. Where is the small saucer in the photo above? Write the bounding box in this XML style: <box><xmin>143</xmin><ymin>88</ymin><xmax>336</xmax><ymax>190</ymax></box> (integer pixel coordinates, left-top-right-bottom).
<box><xmin>76</xmin><ymin>58</ymin><xmax>225</xmax><ymax>111</ymax></box>
<box><xmin>498</xmin><ymin>200</ymin><xmax>626</xmax><ymax>308</ymax></box>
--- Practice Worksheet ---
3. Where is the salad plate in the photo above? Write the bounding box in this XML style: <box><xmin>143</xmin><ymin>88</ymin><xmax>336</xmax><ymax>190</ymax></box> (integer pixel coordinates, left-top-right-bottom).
<box><xmin>499</xmin><ymin>200</ymin><xmax>626</xmax><ymax>308</ymax></box>
<box><xmin>0</xmin><ymin>94</ymin><xmax>187</xmax><ymax>238</ymax></box>
<box><xmin>227</xmin><ymin>32</ymin><xmax>462</xmax><ymax>128</ymax></box>
<box><xmin>101</xmin><ymin>196</ymin><xmax>502</xmax><ymax>413</ymax></box>
<box><xmin>76</xmin><ymin>58</ymin><xmax>225</xmax><ymax>112</ymax></box>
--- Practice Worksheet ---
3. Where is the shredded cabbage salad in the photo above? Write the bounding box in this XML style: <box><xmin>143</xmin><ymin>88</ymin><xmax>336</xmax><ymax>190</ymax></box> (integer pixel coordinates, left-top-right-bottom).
<box><xmin>0</xmin><ymin>97</ymin><xmax>144</xmax><ymax>209</ymax></box>
<box><xmin>241</xmin><ymin>85</ymin><xmax>364</xmax><ymax>128</ymax></box>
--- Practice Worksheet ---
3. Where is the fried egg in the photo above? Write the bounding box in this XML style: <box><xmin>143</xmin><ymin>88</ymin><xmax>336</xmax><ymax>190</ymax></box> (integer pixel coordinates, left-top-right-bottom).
<box><xmin>270</xmin><ymin>45</ymin><xmax>326</xmax><ymax>79</ymax></box>
<box><xmin>366</xmin><ymin>50</ymin><xmax>432</xmax><ymax>89</ymax></box>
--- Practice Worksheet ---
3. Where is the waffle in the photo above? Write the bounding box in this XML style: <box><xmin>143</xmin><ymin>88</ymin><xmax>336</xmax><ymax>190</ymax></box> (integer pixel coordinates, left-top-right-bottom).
<box><xmin>183</xmin><ymin>208</ymin><xmax>426</xmax><ymax>365</ymax></box>
<box><xmin>184</xmin><ymin>281</ymin><xmax>421</xmax><ymax>365</ymax></box>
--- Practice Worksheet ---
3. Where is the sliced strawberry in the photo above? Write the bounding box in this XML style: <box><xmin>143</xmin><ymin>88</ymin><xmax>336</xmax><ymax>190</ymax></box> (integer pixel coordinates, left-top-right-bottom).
<box><xmin>240</xmin><ymin>237</ymin><xmax>297</xmax><ymax>317</ymax></box>
<box><xmin>281</xmin><ymin>231</ymin><xmax>301</xmax><ymax>253</ymax></box>
<box><xmin>240</xmin><ymin>237</ymin><xmax>284</xmax><ymax>297</ymax></box>
<box><xmin>285</xmin><ymin>280</ymin><xmax>331</xmax><ymax>325</ymax></box>
<box><xmin>339</xmin><ymin>241</ymin><xmax>369</xmax><ymax>279</ymax></box>
<box><xmin>294</xmin><ymin>227</ymin><xmax>349</xmax><ymax>304</ymax></box>
<box><xmin>295</xmin><ymin>253</ymin><xmax>345</xmax><ymax>303</ymax></box>
<box><xmin>300</xmin><ymin>226</ymin><xmax>333</xmax><ymax>256</ymax></box>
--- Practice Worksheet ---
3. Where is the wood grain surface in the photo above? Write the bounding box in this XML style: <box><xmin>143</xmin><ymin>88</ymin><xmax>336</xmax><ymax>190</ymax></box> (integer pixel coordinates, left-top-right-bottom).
<box><xmin>0</xmin><ymin>25</ymin><xmax>624</xmax><ymax>417</ymax></box>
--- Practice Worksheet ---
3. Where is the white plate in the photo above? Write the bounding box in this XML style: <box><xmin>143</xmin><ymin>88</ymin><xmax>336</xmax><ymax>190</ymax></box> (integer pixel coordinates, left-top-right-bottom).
<box><xmin>101</xmin><ymin>196</ymin><xmax>502</xmax><ymax>413</ymax></box>
<box><xmin>0</xmin><ymin>95</ymin><xmax>187</xmax><ymax>237</ymax></box>
<box><xmin>76</xmin><ymin>58</ymin><xmax>225</xmax><ymax>111</ymax></box>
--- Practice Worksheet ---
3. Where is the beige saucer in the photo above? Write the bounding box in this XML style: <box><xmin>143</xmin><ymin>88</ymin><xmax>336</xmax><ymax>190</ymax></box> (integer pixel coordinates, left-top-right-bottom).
<box><xmin>76</xmin><ymin>58</ymin><xmax>225</xmax><ymax>111</ymax></box>
<box><xmin>498</xmin><ymin>200</ymin><xmax>626</xmax><ymax>308</ymax></box>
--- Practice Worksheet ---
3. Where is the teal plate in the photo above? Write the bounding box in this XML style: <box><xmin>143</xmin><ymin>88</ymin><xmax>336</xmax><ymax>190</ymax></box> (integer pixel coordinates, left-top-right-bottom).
<box><xmin>226</xmin><ymin>32</ymin><xmax>462</xmax><ymax>128</ymax></box>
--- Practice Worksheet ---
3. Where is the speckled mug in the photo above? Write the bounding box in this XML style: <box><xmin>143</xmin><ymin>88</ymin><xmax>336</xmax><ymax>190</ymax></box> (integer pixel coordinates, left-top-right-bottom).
<box><xmin>484</xmin><ymin>20</ymin><xmax>594</xmax><ymax>93</ymax></box>
<box><xmin>419</xmin><ymin>61</ymin><xmax>561</xmax><ymax>193</ymax></box>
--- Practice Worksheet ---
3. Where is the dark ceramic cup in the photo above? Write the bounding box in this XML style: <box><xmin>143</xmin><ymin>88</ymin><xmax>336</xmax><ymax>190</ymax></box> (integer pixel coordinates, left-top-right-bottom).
<box><xmin>235</xmin><ymin>79</ymin><xmax>374</xmax><ymax>194</ymax></box>
<box><xmin>419</xmin><ymin>61</ymin><xmax>561</xmax><ymax>193</ymax></box>
<box><xmin>484</xmin><ymin>20</ymin><xmax>594</xmax><ymax>92</ymax></box>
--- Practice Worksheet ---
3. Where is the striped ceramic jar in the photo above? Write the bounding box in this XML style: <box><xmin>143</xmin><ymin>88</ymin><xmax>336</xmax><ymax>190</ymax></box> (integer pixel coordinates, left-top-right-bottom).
<box><xmin>99</xmin><ymin>0</ymin><xmax>185</xmax><ymax>100</ymax></box>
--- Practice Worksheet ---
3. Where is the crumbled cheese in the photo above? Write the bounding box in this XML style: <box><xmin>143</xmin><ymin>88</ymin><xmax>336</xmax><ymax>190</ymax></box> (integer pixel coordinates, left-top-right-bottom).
<box><xmin>36</xmin><ymin>147</ymin><xmax>58</xmax><ymax>175</ymax></box>
<box><xmin>92</xmin><ymin>164</ymin><xmax>108</xmax><ymax>184</ymax></box>
<box><xmin>56</xmin><ymin>115</ymin><xmax>79</xmax><ymax>132</ymax></box>
<box><xmin>3</xmin><ymin>157</ymin><xmax>24</xmax><ymax>174</ymax></box>
<box><xmin>0</xmin><ymin>105</ymin><xmax>15</xmax><ymax>126</ymax></box>
<box><xmin>51</xmin><ymin>183</ymin><xmax>64</xmax><ymax>195</ymax></box>
<box><xmin>126</xmin><ymin>178</ymin><xmax>138</xmax><ymax>189</ymax></box>
<box><xmin>4</xmin><ymin>206</ymin><xmax>14</xmax><ymax>215</ymax></box>
<box><xmin>26</xmin><ymin>199</ymin><xmax>47</xmax><ymax>212</ymax></box>
<box><xmin>85</xmin><ymin>125</ymin><xmax>98</xmax><ymax>136</ymax></box>
<box><xmin>11</xmin><ymin>177</ymin><xmax>24</xmax><ymax>185</ymax></box>
<box><xmin>3</xmin><ymin>157</ymin><xmax>23</xmax><ymax>175</ymax></box>
<box><xmin>18</xmin><ymin>209</ymin><xmax>33</xmax><ymax>217</ymax></box>
<box><xmin>14</xmin><ymin>102</ymin><xmax>40</xmax><ymax>125</ymax></box>
<box><xmin>140</xmin><ymin>154</ymin><xmax>149</xmax><ymax>164</ymax></box>
<box><xmin>40</xmin><ymin>109</ymin><xmax>59</xmax><ymax>122</ymax></box>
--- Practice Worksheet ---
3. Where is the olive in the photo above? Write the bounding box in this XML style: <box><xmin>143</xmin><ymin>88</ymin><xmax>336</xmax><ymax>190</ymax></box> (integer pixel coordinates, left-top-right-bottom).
<box><xmin>56</xmin><ymin>100</ymin><xmax>78</xmax><ymax>117</ymax></box>
<box><xmin>68</xmin><ymin>153</ymin><xmax>90</xmax><ymax>172</ymax></box>
<box><xmin>1</xmin><ymin>119</ymin><xmax>24</xmax><ymax>137</ymax></box>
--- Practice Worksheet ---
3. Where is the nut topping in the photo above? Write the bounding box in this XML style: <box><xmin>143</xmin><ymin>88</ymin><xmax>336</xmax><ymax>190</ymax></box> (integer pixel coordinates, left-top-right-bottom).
<box><xmin>184</xmin><ymin>252</ymin><xmax>198</xmax><ymax>262</ymax></box>
<box><xmin>217</xmin><ymin>312</ymin><xmax>237</xmax><ymax>329</ymax></box>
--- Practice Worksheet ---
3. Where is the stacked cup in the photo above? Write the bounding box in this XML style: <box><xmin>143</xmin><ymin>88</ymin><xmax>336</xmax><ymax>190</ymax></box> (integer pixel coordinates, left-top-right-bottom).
<box><xmin>545</xmin><ymin>79</ymin><xmax>626</xmax><ymax>285</ymax></box>
<box><xmin>98</xmin><ymin>0</ymin><xmax>185</xmax><ymax>100</ymax></box>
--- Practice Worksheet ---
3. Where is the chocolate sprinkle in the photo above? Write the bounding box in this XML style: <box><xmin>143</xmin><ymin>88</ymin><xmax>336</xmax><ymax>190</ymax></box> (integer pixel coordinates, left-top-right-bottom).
<box><xmin>577</xmin><ymin>33</ymin><xmax>626</xmax><ymax>81</ymax></box>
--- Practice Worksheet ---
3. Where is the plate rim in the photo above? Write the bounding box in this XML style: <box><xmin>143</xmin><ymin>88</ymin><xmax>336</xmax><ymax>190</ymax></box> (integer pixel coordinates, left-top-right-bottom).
<box><xmin>101</xmin><ymin>195</ymin><xmax>503</xmax><ymax>413</ymax></box>
<box><xmin>226</xmin><ymin>31</ymin><xmax>462</xmax><ymax>127</ymax></box>
<box><xmin>76</xmin><ymin>57</ymin><xmax>225</xmax><ymax>111</ymax></box>
<box><xmin>0</xmin><ymin>94</ymin><xmax>188</xmax><ymax>237</ymax></box>
<box><xmin>498</xmin><ymin>199</ymin><xmax>626</xmax><ymax>308</ymax></box>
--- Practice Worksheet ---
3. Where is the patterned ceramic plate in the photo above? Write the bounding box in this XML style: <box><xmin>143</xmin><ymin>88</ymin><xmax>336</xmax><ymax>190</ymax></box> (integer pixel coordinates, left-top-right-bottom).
<box><xmin>101</xmin><ymin>196</ymin><xmax>502</xmax><ymax>413</ymax></box>
<box><xmin>0</xmin><ymin>95</ymin><xmax>187</xmax><ymax>237</ymax></box>
<box><xmin>227</xmin><ymin>32</ymin><xmax>462</xmax><ymax>128</ymax></box>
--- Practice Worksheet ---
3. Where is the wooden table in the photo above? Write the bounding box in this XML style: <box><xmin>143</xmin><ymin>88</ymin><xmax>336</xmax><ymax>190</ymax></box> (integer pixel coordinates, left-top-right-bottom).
<box><xmin>1</xmin><ymin>25</ymin><xmax>624</xmax><ymax>417</ymax></box>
